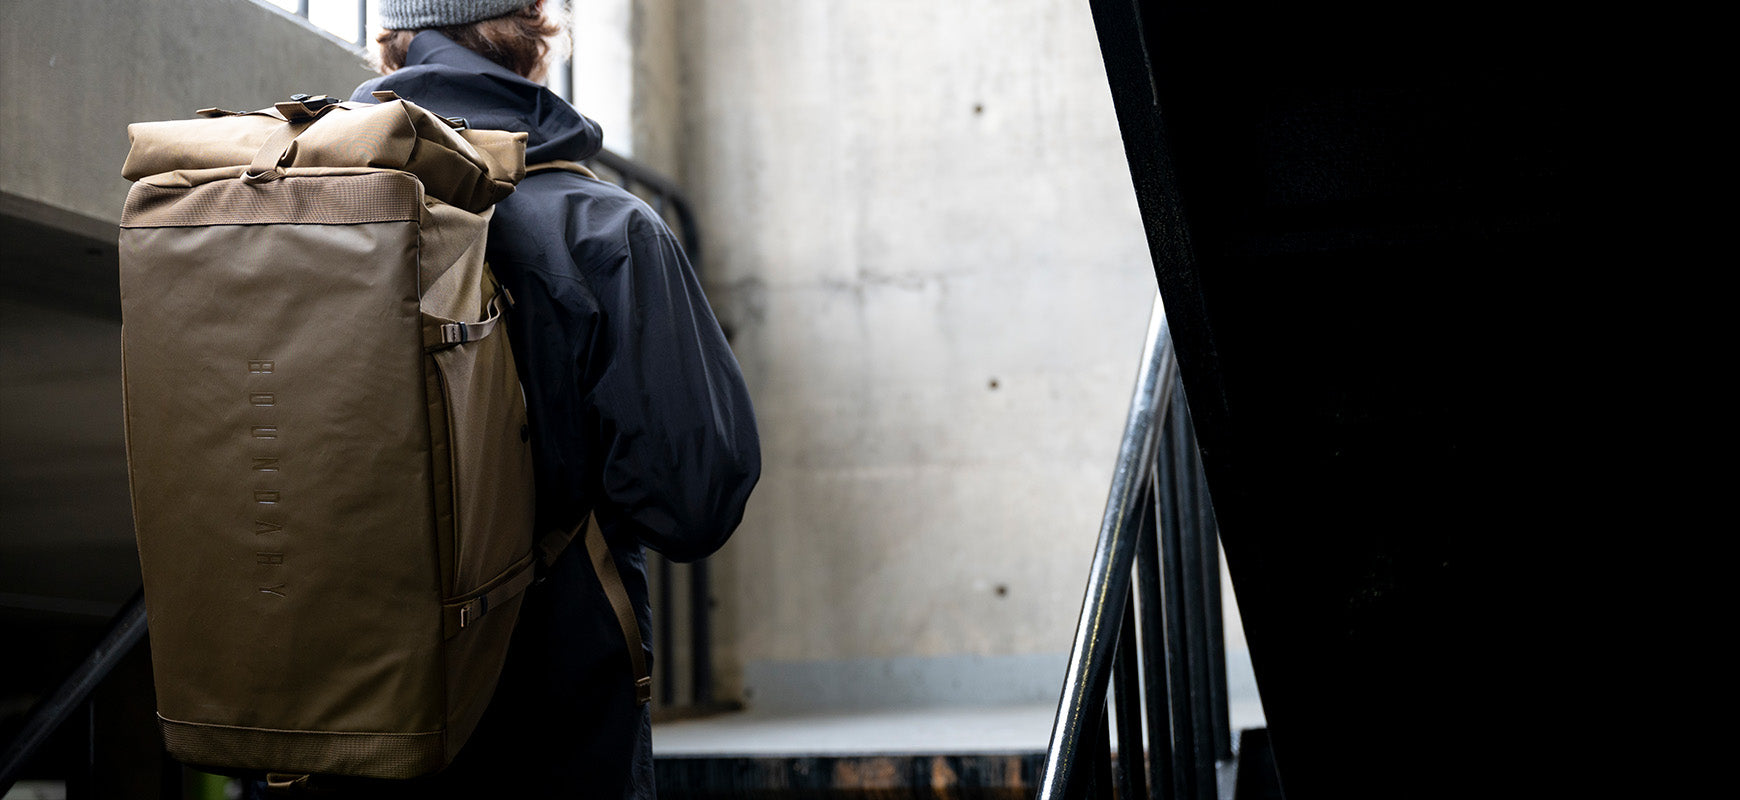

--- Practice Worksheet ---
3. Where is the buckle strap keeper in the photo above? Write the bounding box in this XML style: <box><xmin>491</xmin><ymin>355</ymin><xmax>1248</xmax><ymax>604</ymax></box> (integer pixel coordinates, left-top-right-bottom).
<box><xmin>423</xmin><ymin>291</ymin><xmax>507</xmax><ymax>351</ymax></box>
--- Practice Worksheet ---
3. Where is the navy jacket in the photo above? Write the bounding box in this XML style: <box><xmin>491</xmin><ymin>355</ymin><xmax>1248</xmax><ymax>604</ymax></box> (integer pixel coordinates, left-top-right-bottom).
<box><xmin>342</xmin><ymin>31</ymin><xmax>759</xmax><ymax>799</ymax></box>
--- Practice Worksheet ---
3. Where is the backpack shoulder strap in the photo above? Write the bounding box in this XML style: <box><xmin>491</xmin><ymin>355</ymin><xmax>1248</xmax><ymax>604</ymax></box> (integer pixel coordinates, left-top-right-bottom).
<box><xmin>525</xmin><ymin>160</ymin><xmax>601</xmax><ymax>181</ymax></box>
<box><xmin>538</xmin><ymin>514</ymin><xmax>652</xmax><ymax>705</ymax></box>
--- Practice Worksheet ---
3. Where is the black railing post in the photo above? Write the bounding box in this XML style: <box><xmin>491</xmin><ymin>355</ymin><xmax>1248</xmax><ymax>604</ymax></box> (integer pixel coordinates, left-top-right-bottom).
<box><xmin>1153</xmin><ymin>464</ymin><xmax>1195</xmax><ymax>800</ymax></box>
<box><xmin>1112</xmin><ymin>600</ymin><xmax>1148</xmax><ymax>800</ymax></box>
<box><xmin>657</xmin><ymin>556</ymin><xmax>676</xmax><ymax>704</ymax></box>
<box><xmin>1134</xmin><ymin>490</ymin><xmax>1173</xmax><ymax>800</ymax></box>
<box><xmin>1167</xmin><ymin>393</ymin><xmax>1216</xmax><ymax>800</ymax></box>
<box><xmin>690</xmin><ymin>561</ymin><xmax>714</xmax><ymax>706</ymax></box>
<box><xmin>1089</xmin><ymin>708</ymin><xmax>1114</xmax><ymax>800</ymax></box>
<box><xmin>82</xmin><ymin>698</ymin><xmax>94</xmax><ymax>794</ymax></box>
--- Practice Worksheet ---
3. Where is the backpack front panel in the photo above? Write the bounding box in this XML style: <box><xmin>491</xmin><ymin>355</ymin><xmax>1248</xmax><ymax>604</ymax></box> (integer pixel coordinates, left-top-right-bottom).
<box><xmin>121</xmin><ymin>171</ymin><xmax>450</xmax><ymax>777</ymax></box>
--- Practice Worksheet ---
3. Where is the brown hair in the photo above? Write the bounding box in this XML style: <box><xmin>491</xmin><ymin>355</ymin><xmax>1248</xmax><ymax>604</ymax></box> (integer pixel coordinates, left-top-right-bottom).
<box><xmin>375</xmin><ymin>3</ymin><xmax>562</xmax><ymax>81</ymax></box>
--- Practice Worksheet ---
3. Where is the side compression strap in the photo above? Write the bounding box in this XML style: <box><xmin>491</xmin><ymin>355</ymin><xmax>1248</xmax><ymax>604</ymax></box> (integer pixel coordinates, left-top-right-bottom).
<box><xmin>441</xmin><ymin>551</ymin><xmax>538</xmax><ymax>639</ymax></box>
<box><xmin>540</xmin><ymin>514</ymin><xmax>653</xmax><ymax>705</ymax></box>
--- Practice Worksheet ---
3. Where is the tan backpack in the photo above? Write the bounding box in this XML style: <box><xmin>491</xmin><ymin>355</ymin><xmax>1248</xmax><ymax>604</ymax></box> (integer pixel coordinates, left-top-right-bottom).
<box><xmin>118</xmin><ymin>92</ymin><xmax>645</xmax><ymax>782</ymax></box>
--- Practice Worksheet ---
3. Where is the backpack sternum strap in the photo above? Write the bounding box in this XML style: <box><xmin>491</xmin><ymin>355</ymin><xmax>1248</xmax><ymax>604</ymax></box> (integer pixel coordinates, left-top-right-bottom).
<box><xmin>526</xmin><ymin>160</ymin><xmax>600</xmax><ymax>180</ymax></box>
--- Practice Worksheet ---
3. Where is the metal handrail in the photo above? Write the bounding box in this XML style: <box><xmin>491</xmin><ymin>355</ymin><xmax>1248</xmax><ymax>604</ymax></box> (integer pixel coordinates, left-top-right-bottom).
<box><xmin>1040</xmin><ymin>297</ymin><xmax>1176</xmax><ymax>795</ymax></box>
<box><xmin>1038</xmin><ymin>296</ymin><xmax>1231</xmax><ymax>799</ymax></box>
<box><xmin>586</xmin><ymin>149</ymin><xmax>706</xmax><ymax>285</ymax></box>
<box><xmin>0</xmin><ymin>590</ymin><xmax>147</xmax><ymax>793</ymax></box>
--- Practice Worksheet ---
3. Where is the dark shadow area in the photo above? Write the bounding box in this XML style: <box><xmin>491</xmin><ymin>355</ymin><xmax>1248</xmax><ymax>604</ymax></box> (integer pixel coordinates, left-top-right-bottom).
<box><xmin>1089</xmin><ymin>1</ymin><xmax>1613</xmax><ymax>796</ymax></box>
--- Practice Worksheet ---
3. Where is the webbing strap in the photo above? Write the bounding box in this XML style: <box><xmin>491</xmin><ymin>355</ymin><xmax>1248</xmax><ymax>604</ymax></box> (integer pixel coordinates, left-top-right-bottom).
<box><xmin>536</xmin><ymin>521</ymin><xmax>580</xmax><ymax>570</ymax></box>
<box><xmin>526</xmin><ymin>160</ymin><xmax>601</xmax><ymax>181</ymax></box>
<box><xmin>578</xmin><ymin>514</ymin><xmax>653</xmax><ymax>705</ymax></box>
<box><xmin>240</xmin><ymin>98</ymin><xmax>350</xmax><ymax>185</ymax></box>
<box><xmin>241</xmin><ymin>117</ymin><xmax>316</xmax><ymax>184</ymax></box>
<box><xmin>442</xmin><ymin>551</ymin><xmax>538</xmax><ymax>639</ymax></box>
<box><xmin>265</xmin><ymin>774</ymin><xmax>310</xmax><ymax>792</ymax></box>
<box><xmin>423</xmin><ymin>291</ymin><xmax>506</xmax><ymax>351</ymax></box>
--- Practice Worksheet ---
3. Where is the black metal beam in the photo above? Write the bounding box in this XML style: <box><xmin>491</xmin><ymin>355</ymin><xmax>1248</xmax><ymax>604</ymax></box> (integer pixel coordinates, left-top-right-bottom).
<box><xmin>1191</xmin><ymin>433</ymin><xmax>1231</xmax><ymax>763</ymax></box>
<box><xmin>1087</xmin><ymin>1</ymin><xmax>1594</xmax><ymax>797</ymax></box>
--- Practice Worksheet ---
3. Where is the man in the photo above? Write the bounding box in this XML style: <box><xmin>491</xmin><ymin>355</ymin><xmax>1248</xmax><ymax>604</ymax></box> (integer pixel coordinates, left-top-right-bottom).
<box><xmin>335</xmin><ymin>1</ymin><xmax>760</xmax><ymax>796</ymax></box>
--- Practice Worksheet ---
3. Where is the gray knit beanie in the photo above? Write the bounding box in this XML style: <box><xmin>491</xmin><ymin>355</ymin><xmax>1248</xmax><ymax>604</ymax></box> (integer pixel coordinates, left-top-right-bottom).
<box><xmin>379</xmin><ymin>0</ymin><xmax>540</xmax><ymax>30</ymax></box>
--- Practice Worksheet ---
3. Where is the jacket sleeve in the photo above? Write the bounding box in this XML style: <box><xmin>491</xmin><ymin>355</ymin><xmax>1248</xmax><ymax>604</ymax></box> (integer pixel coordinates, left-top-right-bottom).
<box><xmin>578</xmin><ymin>207</ymin><xmax>760</xmax><ymax>562</ymax></box>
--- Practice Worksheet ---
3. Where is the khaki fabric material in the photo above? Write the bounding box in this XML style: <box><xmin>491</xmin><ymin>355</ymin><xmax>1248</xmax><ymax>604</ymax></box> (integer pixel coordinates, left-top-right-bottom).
<box><xmin>124</xmin><ymin>218</ymin><xmax>444</xmax><ymax>736</ymax></box>
<box><xmin>137</xmin><ymin>165</ymin><xmax>408</xmax><ymax>190</ymax></box>
<box><xmin>120</xmin><ymin>97</ymin><xmax>533</xmax><ymax>780</ymax></box>
<box><xmin>159</xmin><ymin>717</ymin><xmax>443</xmax><ymax>780</ymax></box>
<box><xmin>418</xmin><ymin>203</ymin><xmax>490</xmax><ymax>304</ymax></box>
<box><xmin>122</xmin><ymin>100</ymin><xmax>526</xmax><ymax>212</ymax></box>
<box><xmin>122</xmin><ymin>172</ymin><xmax>423</xmax><ymax>228</ymax></box>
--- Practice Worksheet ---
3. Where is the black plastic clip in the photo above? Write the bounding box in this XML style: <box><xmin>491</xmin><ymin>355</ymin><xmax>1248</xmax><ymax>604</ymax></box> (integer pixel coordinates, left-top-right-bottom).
<box><xmin>278</xmin><ymin>94</ymin><xmax>341</xmax><ymax>120</ymax></box>
<box><xmin>290</xmin><ymin>93</ymin><xmax>340</xmax><ymax>110</ymax></box>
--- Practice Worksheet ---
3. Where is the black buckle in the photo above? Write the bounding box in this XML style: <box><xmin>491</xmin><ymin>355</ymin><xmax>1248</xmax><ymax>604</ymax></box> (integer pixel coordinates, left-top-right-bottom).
<box><xmin>277</xmin><ymin>94</ymin><xmax>340</xmax><ymax>120</ymax></box>
<box><xmin>290</xmin><ymin>93</ymin><xmax>340</xmax><ymax>111</ymax></box>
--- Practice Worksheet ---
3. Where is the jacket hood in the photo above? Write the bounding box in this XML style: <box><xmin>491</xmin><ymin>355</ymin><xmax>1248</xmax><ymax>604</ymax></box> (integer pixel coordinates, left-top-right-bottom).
<box><xmin>351</xmin><ymin>30</ymin><xmax>602</xmax><ymax>165</ymax></box>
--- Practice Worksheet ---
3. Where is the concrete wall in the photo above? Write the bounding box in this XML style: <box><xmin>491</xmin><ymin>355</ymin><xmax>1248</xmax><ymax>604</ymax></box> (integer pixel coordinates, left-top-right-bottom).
<box><xmin>629</xmin><ymin>0</ymin><xmax>684</xmax><ymax>178</ymax></box>
<box><xmin>671</xmin><ymin>0</ymin><xmax>1167</xmax><ymax>708</ymax></box>
<box><xmin>0</xmin><ymin>0</ymin><xmax>377</xmax><ymax>230</ymax></box>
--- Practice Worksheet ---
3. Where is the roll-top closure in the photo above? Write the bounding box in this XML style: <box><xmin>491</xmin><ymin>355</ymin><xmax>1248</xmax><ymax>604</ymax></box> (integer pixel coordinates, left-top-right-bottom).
<box><xmin>122</xmin><ymin>98</ymin><xmax>526</xmax><ymax>213</ymax></box>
